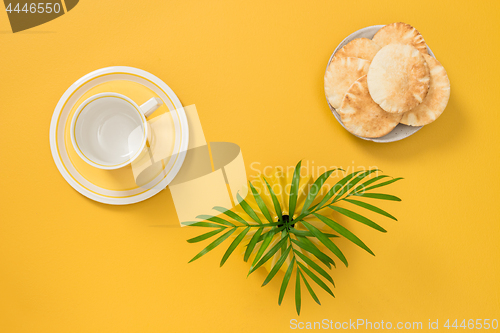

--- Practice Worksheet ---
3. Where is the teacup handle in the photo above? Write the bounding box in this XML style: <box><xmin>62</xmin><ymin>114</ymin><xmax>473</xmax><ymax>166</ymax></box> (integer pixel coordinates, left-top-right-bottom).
<box><xmin>140</xmin><ymin>97</ymin><xmax>163</xmax><ymax>118</ymax></box>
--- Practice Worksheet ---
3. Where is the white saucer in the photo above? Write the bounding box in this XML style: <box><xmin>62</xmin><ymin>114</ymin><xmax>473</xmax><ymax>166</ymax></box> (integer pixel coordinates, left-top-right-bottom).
<box><xmin>325</xmin><ymin>25</ymin><xmax>436</xmax><ymax>143</ymax></box>
<box><xmin>49</xmin><ymin>66</ymin><xmax>189</xmax><ymax>204</ymax></box>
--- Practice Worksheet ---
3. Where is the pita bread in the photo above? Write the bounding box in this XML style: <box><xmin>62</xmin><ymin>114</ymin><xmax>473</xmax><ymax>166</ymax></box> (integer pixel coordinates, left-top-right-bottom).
<box><xmin>372</xmin><ymin>22</ymin><xmax>428</xmax><ymax>55</ymax></box>
<box><xmin>401</xmin><ymin>54</ymin><xmax>450</xmax><ymax>126</ymax></box>
<box><xmin>334</xmin><ymin>38</ymin><xmax>381</xmax><ymax>62</ymax></box>
<box><xmin>324</xmin><ymin>57</ymin><xmax>370</xmax><ymax>110</ymax></box>
<box><xmin>367</xmin><ymin>44</ymin><xmax>430</xmax><ymax>113</ymax></box>
<box><xmin>339</xmin><ymin>75</ymin><xmax>402</xmax><ymax>138</ymax></box>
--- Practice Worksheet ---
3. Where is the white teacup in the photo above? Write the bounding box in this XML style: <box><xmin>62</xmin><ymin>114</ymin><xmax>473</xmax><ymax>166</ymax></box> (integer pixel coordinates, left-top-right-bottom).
<box><xmin>71</xmin><ymin>92</ymin><xmax>162</xmax><ymax>170</ymax></box>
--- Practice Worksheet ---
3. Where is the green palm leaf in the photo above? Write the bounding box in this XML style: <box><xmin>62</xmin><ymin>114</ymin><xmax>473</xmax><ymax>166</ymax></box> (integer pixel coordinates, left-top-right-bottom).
<box><xmin>288</xmin><ymin>161</ymin><xmax>302</xmax><ymax>218</ymax></box>
<box><xmin>299</xmin><ymin>270</ymin><xmax>321</xmax><ymax>305</ymax></box>
<box><xmin>289</xmin><ymin>229</ymin><xmax>338</xmax><ymax>238</ymax></box>
<box><xmin>196</xmin><ymin>215</ymin><xmax>236</xmax><ymax>227</ymax></box>
<box><xmin>292</xmin><ymin>237</ymin><xmax>335</xmax><ymax>268</ymax></box>
<box><xmin>212</xmin><ymin>206</ymin><xmax>249</xmax><ymax>226</ymax></box>
<box><xmin>278</xmin><ymin>258</ymin><xmax>295</xmax><ymax>305</ymax></box>
<box><xmin>249</xmin><ymin>182</ymin><xmax>274</xmax><ymax>223</ymax></box>
<box><xmin>244</xmin><ymin>227</ymin><xmax>263</xmax><ymax>262</ymax></box>
<box><xmin>302</xmin><ymin>221</ymin><xmax>348</xmax><ymax>267</ymax></box>
<box><xmin>185</xmin><ymin>161</ymin><xmax>402</xmax><ymax>316</ymax></box>
<box><xmin>255</xmin><ymin>226</ymin><xmax>285</xmax><ymax>243</ymax></box>
<box><xmin>280</xmin><ymin>229</ymin><xmax>288</xmax><ymax>254</ymax></box>
<box><xmin>351</xmin><ymin>175</ymin><xmax>389</xmax><ymax>194</ymax></box>
<box><xmin>301</xmin><ymin>169</ymin><xmax>336</xmax><ymax>215</ymax></box>
<box><xmin>352</xmin><ymin>192</ymin><xmax>401</xmax><ymax>201</ymax></box>
<box><xmin>313</xmin><ymin>170</ymin><xmax>364</xmax><ymax>212</ymax></box>
<box><xmin>297</xmin><ymin>262</ymin><xmax>334</xmax><ymax>297</ymax></box>
<box><xmin>362</xmin><ymin>177</ymin><xmax>404</xmax><ymax>193</ymax></box>
<box><xmin>313</xmin><ymin>213</ymin><xmax>374</xmax><ymax>255</ymax></box>
<box><xmin>329</xmin><ymin>206</ymin><xmax>387</xmax><ymax>232</ymax></box>
<box><xmin>332</xmin><ymin>169</ymin><xmax>380</xmax><ymax>202</ymax></box>
<box><xmin>294</xmin><ymin>250</ymin><xmax>334</xmax><ymax>285</ymax></box>
<box><xmin>343</xmin><ymin>199</ymin><xmax>397</xmax><ymax>221</ymax></box>
<box><xmin>250</xmin><ymin>227</ymin><xmax>276</xmax><ymax>268</ymax></box>
<box><xmin>220</xmin><ymin>227</ymin><xmax>251</xmax><ymax>267</ymax></box>
<box><xmin>295</xmin><ymin>269</ymin><xmax>301</xmax><ymax>315</ymax></box>
<box><xmin>188</xmin><ymin>228</ymin><xmax>236</xmax><ymax>263</ymax></box>
<box><xmin>262</xmin><ymin>245</ymin><xmax>292</xmax><ymax>286</ymax></box>
<box><xmin>263</xmin><ymin>177</ymin><xmax>283</xmax><ymax>221</ymax></box>
<box><xmin>187</xmin><ymin>228</ymin><xmax>225</xmax><ymax>243</ymax></box>
<box><xmin>236</xmin><ymin>193</ymin><xmax>262</xmax><ymax>224</ymax></box>
<box><xmin>182</xmin><ymin>221</ymin><xmax>227</xmax><ymax>228</ymax></box>
<box><xmin>249</xmin><ymin>236</ymin><xmax>288</xmax><ymax>274</ymax></box>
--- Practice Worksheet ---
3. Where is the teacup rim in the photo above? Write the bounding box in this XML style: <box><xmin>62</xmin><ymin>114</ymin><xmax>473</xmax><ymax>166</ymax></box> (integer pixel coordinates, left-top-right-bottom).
<box><xmin>70</xmin><ymin>92</ymin><xmax>148</xmax><ymax>170</ymax></box>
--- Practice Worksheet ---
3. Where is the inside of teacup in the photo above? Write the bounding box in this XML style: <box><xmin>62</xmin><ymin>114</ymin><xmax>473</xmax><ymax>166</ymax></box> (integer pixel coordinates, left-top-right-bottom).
<box><xmin>74</xmin><ymin>96</ymin><xmax>146</xmax><ymax>167</ymax></box>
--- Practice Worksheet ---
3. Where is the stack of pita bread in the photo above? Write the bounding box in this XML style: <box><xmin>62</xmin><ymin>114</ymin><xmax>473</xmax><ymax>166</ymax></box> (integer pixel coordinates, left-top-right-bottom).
<box><xmin>325</xmin><ymin>22</ymin><xmax>450</xmax><ymax>138</ymax></box>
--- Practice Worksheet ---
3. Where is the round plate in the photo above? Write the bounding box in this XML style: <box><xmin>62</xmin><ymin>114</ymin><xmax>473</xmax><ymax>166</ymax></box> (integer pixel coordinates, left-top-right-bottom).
<box><xmin>49</xmin><ymin>66</ymin><xmax>189</xmax><ymax>204</ymax></box>
<box><xmin>325</xmin><ymin>25</ymin><xmax>436</xmax><ymax>142</ymax></box>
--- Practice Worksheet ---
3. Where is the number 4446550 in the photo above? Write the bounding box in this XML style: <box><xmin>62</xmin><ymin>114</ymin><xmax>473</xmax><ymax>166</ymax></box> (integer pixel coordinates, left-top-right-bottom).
<box><xmin>444</xmin><ymin>319</ymin><xmax>498</xmax><ymax>330</ymax></box>
<box><xmin>6</xmin><ymin>3</ymin><xmax>62</xmax><ymax>14</ymax></box>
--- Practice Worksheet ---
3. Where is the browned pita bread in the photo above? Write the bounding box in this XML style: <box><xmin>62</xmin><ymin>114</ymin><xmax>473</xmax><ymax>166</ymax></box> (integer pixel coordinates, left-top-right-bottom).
<box><xmin>334</xmin><ymin>38</ymin><xmax>381</xmax><ymax>62</ymax></box>
<box><xmin>372</xmin><ymin>22</ymin><xmax>428</xmax><ymax>55</ymax></box>
<box><xmin>367</xmin><ymin>44</ymin><xmax>430</xmax><ymax>113</ymax></box>
<box><xmin>401</xmin><ymin>54</ymin><xmax>450</xmax><ymax>126</ymax></box>
<box><xmin>324</xmin><ymin>57</ymin><xmax>370</xmax><ymax>110</ymax></box>
<box><xmin>339</xmin><ymin>75</ymin><xmax>402</xmax><ymax>138</ymax></box>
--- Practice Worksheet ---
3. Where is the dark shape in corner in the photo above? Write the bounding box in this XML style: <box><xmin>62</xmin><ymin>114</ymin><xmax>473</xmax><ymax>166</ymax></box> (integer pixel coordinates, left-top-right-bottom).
<box><xmin>65</xmin><ymin>0</ymin><xmax>78</xmax><ymax>12</ymax></box>
<box><xmin>4</xmin><ymin>0</ymin><xmax>79</xmax><ymax>33</ymax></box>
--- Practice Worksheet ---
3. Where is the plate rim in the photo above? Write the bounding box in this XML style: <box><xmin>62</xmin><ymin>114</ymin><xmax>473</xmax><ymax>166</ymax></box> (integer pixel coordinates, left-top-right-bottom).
<box><xmin>49</xmin><ymin>66</ymin><xmax>189</xmax><ymax>205</ymax></box>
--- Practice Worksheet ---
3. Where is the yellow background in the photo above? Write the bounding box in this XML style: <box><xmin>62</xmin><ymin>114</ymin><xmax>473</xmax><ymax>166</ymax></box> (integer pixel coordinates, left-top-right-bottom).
<box><xmin>1</xmin><ymin>0</ymin><xmax>499</xmax><ymax>332</ymax></box>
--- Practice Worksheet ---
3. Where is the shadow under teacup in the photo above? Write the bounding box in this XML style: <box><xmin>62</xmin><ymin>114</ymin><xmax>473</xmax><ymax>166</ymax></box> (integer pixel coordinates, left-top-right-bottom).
<box><xmin>70</xmin><ymin>92</ymin><xmax>162</xmax><ymax>170</ymax></box>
